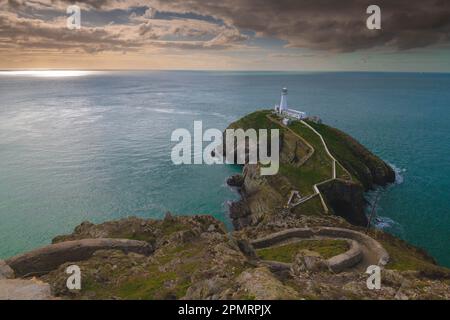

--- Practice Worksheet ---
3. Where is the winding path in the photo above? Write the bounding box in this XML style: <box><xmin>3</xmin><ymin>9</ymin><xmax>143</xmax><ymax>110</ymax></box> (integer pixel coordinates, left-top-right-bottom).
<box><xmin>266</xmin><ymin>114</ymin><xmax>353</xmax><ymax>214</ymax></box>
<box><xmin>251</xmin><ymin>227</ymin><xmax>389</xmax><ymax>273</ymax></box>
<box><xmin>300</xmin><ymin>120</ymin><xmax>352</xmax><ymax>181</ymax></box>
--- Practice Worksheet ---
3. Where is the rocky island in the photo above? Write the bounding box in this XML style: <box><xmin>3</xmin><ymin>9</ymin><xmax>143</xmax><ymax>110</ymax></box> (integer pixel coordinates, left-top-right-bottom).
<box><xmin>1</xmin><ymin>110</ymin><xmax>449</xmax><ymax>300</ymax></box>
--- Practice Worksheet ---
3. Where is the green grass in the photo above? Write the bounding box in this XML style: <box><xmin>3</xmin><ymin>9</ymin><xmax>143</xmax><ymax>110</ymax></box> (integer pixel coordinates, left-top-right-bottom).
<box><xmin>380</xmin><ymin>240</ymin><xmax>449</xmax><ymax>275</ymax></box>
<box><xmin>228</xmin><ymin>111</ymin><xmax>337</xmax><ymax>217</ymax></box>
<box><xmin>256</xmin><ymin>239</ymin><xmax>349</xmax><ymax>263</ymax></box>
<box><xmin>289</xmin><ymin>121</ymin><xmax>332</xmax><ymax>170</ymax></box>
<box><xmin>230</xmin><ymin>110</ymin><xmax>330</xmax><ymax>193</ymax></box>
<box><xmin>291</xmin><ymin>195</ymin><xmax>327</xmax><ymax>216</ymax></box>
<box><xmin>279</xmin><ymin>163</ymin><xmax>328</xmax><ymax>196</ymax></box>
<box><xmin>364</xmin><ymin>230</ymin><xmax>450</xmax><ymax>276</ymax></box>
<box><xmin>275</xmin><ymin>121</ymin><xmax>332</xmax><ymax>195</ymax></box>
<box><xmin>229</xmin><ymin>110</ymin><xmax>282</xmax><ymax>132</ymax></box>
<box><xmin>305</xmin><ymin>121</ymin><xmax>380</xmax><ymax>188</ymax></box>
<box><xmin>335</xmin><ymin>163</ymin><xmax>350</xmax><ymax>180</ymax></box>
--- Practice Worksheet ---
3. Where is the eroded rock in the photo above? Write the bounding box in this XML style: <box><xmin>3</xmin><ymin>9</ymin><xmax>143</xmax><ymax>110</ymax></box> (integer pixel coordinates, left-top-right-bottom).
<box><xmin>0</xmin><ymin>260</ymin><xmax>15</xmax><ymax>279</ymax></box>
<box><xmin>235</xmin><ymin>267</ymin><xmax>299</xmax><ymax>300</ymax></box>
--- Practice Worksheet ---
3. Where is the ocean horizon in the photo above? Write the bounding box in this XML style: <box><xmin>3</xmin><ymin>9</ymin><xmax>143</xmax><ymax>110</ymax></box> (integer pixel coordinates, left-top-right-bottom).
<box><xmin>1</xmin><ymin>71</ymin><xmax>449</xmax><ymax>267</ymax></box>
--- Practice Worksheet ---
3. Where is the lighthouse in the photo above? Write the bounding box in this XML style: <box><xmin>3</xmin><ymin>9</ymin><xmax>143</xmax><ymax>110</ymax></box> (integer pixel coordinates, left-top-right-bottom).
<box><xmin>279</xmin><ymin>88</ymin><xmax>288</xmax><ymax>113</ymax></box>
<box><xmin>274</xmin><ymin>87</ymin><xmax>307</xmax><ymax>120</ymax></box>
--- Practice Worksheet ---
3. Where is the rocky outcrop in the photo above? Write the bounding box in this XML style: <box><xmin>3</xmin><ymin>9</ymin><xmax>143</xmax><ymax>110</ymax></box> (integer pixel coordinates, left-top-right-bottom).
<box><xmin>0</xmin><ymin>260</ymin><xmax>15</xmax><ymax>280</ymax></box>
<box><xmin>229</xmin><ymin>164</ymin><xmax>286</xmax><ymax>230</ymax></box>
<box><xmin>37</xmin><ymin>216</ymin><xmax>254</xmax><ymax>300</ymax></box>
<box><xmin>0</xmin><ymin>260</ymin><xmax>15</xmax><ymax>279</ymax></box>
<box><xmin>6</xmin><ymin>238</ymin><xmax>153</xmax><ymax>277</ymax></box>
<box><xmin>229</xmin><ymin>199</ymin><xmax>253</xmax><ymax>229</ymax></box>
<box><xmin>227</xmin><ymin>174</ymin><xmax>245</xmax><ymax>188</ymax></box>
<box><xmin>1</xmin><ymin>214</ymin><xmax>446</xmax><ymax>300</ymax></box>
<box><xmin>234</xmin><ymin>267</ymin><xmax>300</xmax><ymax>300</ymax></box>
<box><xmin>291</xmin><ymin>250</ymin><xmax>329</xmax><ymax>275</ymax></box>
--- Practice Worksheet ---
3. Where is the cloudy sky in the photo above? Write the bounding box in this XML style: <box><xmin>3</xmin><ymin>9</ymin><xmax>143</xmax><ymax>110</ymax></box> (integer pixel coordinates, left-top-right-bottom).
<box><xmin>1</xmin><ymin>0</ymin><xmax>450</xmax><ymax>71</ymax></box>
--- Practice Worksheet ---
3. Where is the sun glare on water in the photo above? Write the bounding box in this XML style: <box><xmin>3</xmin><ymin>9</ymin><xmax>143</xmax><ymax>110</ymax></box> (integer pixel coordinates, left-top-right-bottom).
<box><xmin>0</xmin><ymin>70</ymin><xmax>97</xmax><ymax>77</ymax></box>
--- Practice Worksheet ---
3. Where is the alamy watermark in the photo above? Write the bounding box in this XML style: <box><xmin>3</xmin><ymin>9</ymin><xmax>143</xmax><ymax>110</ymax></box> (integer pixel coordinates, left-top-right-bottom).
<box><xmin>367</xmin><ymin>5</ymin><xmax>381</xmax><ymax>30</ymax></box>
<box><xmin>66</xmin><ymin>5</ymin><xmax>81</xmax><ymax>30</ymax></box>
<box><xmin>66</xmin><ymin>265</ymin><xmax>81</xmax><ymax>290</ymax></box>
<box><xmin>171</xmin><ymin>121</ymin><xmax>280</xmax><ymax>176</ymax></box>
<box><xmin>366</xmin><ymin>265</ymin><xmax>381</xmax><ymax>290</ymax></box>
<box><xmin>64</xmin><ymin>4</ymin><xmax>379</xmax><ymax>31</ymax></box>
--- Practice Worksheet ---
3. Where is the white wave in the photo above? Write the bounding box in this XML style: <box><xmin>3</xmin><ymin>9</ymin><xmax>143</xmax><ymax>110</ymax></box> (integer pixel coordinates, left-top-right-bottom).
<box><xmin>374</xmin><ymin>216</ymin><xmax>404</xmax><ymax>235</ymax></box>
<box><xmin>387</xmin><ymin>162</ymin><xmax>406</xmax><ymax>185</ymax></box>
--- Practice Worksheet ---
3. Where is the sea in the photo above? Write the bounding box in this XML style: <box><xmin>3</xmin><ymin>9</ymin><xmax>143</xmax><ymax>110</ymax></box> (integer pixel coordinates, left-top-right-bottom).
<box><xmin>0</xmin><ymin>71</ymin><xmax>449</xmax><ymax>267</ymax></box>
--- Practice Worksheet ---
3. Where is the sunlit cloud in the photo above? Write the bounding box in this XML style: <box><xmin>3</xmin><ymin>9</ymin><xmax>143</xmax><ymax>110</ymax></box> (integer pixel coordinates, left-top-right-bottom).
<box><xmin>1</xmin><ymin>0</ymin><xmax>450</xmax><ymax>71</ymax></box>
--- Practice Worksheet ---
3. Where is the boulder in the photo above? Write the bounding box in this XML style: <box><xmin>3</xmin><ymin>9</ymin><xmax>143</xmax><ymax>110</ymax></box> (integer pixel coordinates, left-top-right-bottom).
<box><xmin>0</xmin><ymin>260</ymin><xmax>15</xmax><ymax>279</ymax></box>
<box><xmin>227</xmin><ymin>174</ymin><xmax>244</xmax><ymax>188</ymax></box>
<box><xmin>236</xmin><ymin>267</ymin><xmax>299</xmax><ymax>300</ymax></box>
<box><xmin>184</xmin><ymin>277</ymin><xmax>229</xmax><ymax>299</ymax></box>
<box><xmin>291</xmin><ymin>250</ymin><xmax>328</xmax><ymax>276</ymax></box>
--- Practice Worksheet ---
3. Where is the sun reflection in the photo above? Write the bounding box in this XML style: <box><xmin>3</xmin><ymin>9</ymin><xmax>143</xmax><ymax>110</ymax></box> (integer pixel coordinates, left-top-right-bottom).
<box><xmin>0</xmin><ymin>70</ymin><xmax>97</xmax><ymax>77</ymax></box>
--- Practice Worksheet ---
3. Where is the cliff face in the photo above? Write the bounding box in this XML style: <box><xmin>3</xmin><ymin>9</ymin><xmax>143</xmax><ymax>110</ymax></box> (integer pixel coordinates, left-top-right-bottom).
<box><xmin>317</xmin><ymin>180</ymin><xmax>368</xmax><ymax>226</ymax></box>
<box><xmin>229</xmin><ymin>164</ymin><xmax>286</xmax><ymax>230</ymax></box>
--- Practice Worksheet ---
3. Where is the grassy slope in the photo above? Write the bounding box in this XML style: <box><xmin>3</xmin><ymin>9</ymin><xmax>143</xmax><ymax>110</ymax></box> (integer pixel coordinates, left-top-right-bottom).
<box><xmin>229</xmin><ymin>110</ymin><xmax>332</xmax><ymax>199</ymax></box>
<box><xmin>367</xmin><ymin>230</ymin><xmax>450</xmax><ymax>276</ymax></box>
<box><xmin>282</xmin><ymin>121</ymin><xmax>332</xmax><ymax>195</ymax></box>
<box><xmin>257</xmin><ymin>240</ymin><xmax>349</xmax><ymax>263</ymax></box>
<box><xmin>306</xmin><ymin>120</ymin><xmax>390</xmax><ymax>189</ymax></box>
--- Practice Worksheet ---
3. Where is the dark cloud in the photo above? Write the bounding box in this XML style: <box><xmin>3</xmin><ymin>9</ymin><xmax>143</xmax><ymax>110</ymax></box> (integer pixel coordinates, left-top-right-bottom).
<box><xmin>1</xmin><ymin>0</ymin><xmax>450</xmax><ymax>53</ymax></box>
<box><xmin>150</xmin><ymin>0</ymin><xmax>450</xmax><ymax>52</ymax></box>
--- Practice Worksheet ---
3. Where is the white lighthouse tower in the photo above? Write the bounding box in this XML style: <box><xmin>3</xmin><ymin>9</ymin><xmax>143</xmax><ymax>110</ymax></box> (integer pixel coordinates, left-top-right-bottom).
<box><xmin>274</xmin><ymin>87</ymin><xmax>307</xmax><ymax>120</ymax></box>
<box><xmin>279</xmin><ymin>87</ymin><xmax>288</xmax><ymax>113</ymax></box>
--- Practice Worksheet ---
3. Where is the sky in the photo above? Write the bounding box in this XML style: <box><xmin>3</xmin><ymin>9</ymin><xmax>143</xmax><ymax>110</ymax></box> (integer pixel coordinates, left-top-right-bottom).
<box><xmin>1</xmin><ymin>0</ymin><xmax>450</xmax><ymax>71</ymax></box>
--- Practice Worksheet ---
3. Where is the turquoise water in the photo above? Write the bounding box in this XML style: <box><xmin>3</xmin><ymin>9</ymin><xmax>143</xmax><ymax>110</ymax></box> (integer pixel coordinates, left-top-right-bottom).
<box><xmin>0</xmin><ymin>71</ymin><xmax>449</xmax><ymax>266</ymax></box>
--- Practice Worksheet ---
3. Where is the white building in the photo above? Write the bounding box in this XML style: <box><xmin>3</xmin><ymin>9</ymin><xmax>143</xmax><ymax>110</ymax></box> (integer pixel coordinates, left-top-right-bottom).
<box><xmin>274</xmin><ymin>88</ymin><xmax>307</xmax><ymax>120</ymax></box>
